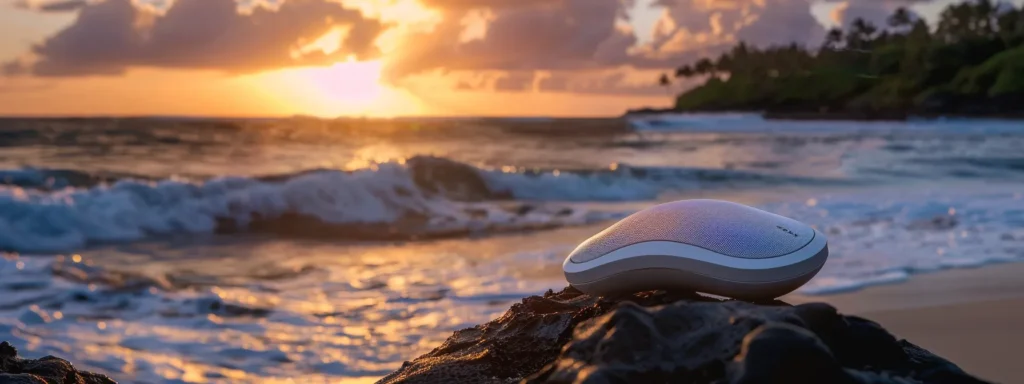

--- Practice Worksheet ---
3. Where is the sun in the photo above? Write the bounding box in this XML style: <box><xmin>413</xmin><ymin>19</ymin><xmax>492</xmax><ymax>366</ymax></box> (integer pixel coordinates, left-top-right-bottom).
<box><xmin>245</xmin><ymin>57</ymin><xmax>408</xmax><ymax>117</ymax></box>
<box><xmin>300</xmin><ymin>57</ymin><xmax>385</xmax><ymax>107</ymax></box>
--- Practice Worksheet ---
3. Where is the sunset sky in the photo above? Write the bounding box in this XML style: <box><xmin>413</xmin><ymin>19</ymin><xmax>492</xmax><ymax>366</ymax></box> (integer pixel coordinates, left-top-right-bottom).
<box><xmin>0</xmin><ymin>0</ymin><xmax>985</xmax><ymax>117</ymax></box>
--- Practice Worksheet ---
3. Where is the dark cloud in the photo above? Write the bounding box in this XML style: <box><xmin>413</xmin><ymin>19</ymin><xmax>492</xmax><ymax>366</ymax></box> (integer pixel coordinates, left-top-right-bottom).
<box><xmin>13</xmin><ymin>0</ymin><xmax>88</xmax><ymax>12</ymax></box>
<box><xmin>1</xmin><ymin>61</ymin><xmax>26</xmax><ymax>76</ymax></box>
<box><xmin>5</xmin><ymin>0</ymin><xmax>384</xmax><ymax>77</ymax></box>
<box><xmin>494</xmin><ymin>70</ymin><xmax>678</xmax><ymax>96</ymax></box>
<box><xmin>538</xmin><ymin>75</ymin><xmax>569</xmax><ymax>92</ymax></box>
<box><xmin>546</xmin><ymin>71</ymin><xmax>672</xmax><ymax>96</ymax></box>
<box><xmin>494</xmin><ymin>71</ymin><xmax>535</xmax><ymax>91</ymax></box>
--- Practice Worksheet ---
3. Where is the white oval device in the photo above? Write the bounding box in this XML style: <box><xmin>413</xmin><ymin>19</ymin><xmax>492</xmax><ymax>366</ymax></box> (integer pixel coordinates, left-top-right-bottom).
<box><xmin>563</xmin><ymin>199</ymin><xmax>828</xmax><ymax>300</ymax></box>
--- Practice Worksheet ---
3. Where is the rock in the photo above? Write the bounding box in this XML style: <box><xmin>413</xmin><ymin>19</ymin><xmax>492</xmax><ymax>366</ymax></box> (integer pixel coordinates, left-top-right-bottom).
<box><xmin>378</xmin><ymin>287</ymin><xmax>989</xmax><ymax>384</ymax></box>
<box><xmin>732</xmin><ymin>324</ymin><xmax>852</xmax><ymax>384</ymax></box>
<box><xmin>0</xmin><ymin>341</ymin><xmax>117</xmax><ymax>384</ymax></box>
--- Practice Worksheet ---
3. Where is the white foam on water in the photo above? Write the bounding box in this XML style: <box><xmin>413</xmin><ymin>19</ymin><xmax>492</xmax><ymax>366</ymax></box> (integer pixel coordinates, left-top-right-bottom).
<box><xmin>755</xmin><ymin>184</ymin><xmax>1024</xmax><ymax>296</ymax></box>
<box><xmin>627</xmin><ymin>113</ymin><xmax>766</xmax><ymax>131</ymax></box>
<box><xmin>0</xmin><ymin>158</ymin><xmax>798</xmax><ymax>252</ymax></box>
<box><xmin>0</xmin><ymin>163</ymin><xmax>641</xmax><ymax>253</ymax></box>
<box><xmin>481</xmin><ymin>168</ymin><xmax>663</xmax><ymax>201</ymax></box>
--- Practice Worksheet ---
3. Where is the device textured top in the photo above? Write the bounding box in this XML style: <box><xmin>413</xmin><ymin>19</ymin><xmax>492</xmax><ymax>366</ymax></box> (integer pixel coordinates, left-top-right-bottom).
<box><xmin>569</xmin><ymin>199</ymin><xmax>815</xmax><ymax>263</ymax></box>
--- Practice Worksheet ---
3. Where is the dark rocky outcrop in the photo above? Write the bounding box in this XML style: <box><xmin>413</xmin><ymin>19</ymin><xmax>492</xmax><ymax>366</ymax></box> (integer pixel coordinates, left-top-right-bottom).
<box><xmin>378</xmin><ymin>287</ymin><xmax>990</xmax><ymax>384</ymax></box>
<box><xmin>0</xmin><ymin>341</ymin><xmax>116</xmax><ymax>384</ymax></box>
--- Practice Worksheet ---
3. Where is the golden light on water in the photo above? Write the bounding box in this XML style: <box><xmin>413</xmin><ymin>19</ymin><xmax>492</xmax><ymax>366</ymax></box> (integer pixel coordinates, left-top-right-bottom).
<box><xmin>343</xmin><ymin>144</ymin><xmax>408</xmax><ymax>170</ymax></box>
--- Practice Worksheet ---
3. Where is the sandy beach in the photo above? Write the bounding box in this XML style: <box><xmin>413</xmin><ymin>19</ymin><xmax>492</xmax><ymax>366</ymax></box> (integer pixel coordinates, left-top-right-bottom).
<box><xmin>787</xmin><ymin>262</ymin><xmax>1024</xmax><ymax>384</ymax></box>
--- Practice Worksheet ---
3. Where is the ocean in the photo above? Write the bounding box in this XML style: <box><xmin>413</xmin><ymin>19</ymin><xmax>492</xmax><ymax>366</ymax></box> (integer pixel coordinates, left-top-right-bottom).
<box><xmin>2</xmin><ymin>114</ymin><xmax>1023</xmax><ymax>383</ymax></box>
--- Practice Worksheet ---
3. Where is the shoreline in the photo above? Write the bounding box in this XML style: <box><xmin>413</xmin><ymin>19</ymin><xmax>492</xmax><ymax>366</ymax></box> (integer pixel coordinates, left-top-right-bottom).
<box><xmin>624</xmin><ymin>108</ymin><xmax>1024</xmax><ymax>122</ymax></box>
<box><xmin>786</xmin><ymin>261</ymin><xmax>1024</xmax><ymax>313</ymax></box>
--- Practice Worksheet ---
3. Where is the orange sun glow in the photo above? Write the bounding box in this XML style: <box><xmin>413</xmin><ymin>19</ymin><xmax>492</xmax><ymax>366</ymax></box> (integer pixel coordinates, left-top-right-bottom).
<box><xmin>240</xmin><ymin>53</ymin><xmax>439</xmax><ymax>118</ymax></box>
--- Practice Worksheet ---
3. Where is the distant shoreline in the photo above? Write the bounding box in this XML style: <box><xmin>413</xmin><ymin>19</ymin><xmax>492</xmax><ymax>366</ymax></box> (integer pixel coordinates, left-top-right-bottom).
<box><xmin>624</xmin><ymin>107</ymin><xmax>1024</xmax><ymax>122</ymax></box>
<box><xmin>652</xmin><ymin>2</ymin><xmax>1024</xmax><ymax>125</ymax></box>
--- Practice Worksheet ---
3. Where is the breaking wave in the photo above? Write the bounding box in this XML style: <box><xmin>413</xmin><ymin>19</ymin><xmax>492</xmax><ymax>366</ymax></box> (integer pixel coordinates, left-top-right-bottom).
<box><xmin>0</xmin><ymin>155</ymin><xmax>827</xmax><ymax>253</ymax></box>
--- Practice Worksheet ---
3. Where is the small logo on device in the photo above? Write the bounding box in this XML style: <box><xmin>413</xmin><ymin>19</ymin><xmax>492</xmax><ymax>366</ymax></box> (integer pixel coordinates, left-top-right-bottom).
<box><xmin>776</xmin><ymin>225</ymin><xmax>799</xmax><ymax>237</ymax></box>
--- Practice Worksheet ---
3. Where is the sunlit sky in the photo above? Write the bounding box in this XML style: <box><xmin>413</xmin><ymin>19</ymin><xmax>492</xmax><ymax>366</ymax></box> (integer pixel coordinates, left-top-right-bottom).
<box><xmin>0</xmin><ymin>0</ymin><xmax>985</xmax><ymax>117</ymax></box>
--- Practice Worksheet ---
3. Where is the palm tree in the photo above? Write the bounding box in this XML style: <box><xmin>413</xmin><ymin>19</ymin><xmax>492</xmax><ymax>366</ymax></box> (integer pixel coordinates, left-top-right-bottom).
<box><xmin>694</xmin><ymin>58</ymin><xmax>715</xmax><ymax>77</ymax></box>
<box><xmin>658</xmin><ymin>73</ymin><xmax>673</xmax><ymax>98</ymax></box>
<box><xmin>997</xmin><ymin>6</ymin><xmax>1024</xmax><ymax>45</ymax></box>
<box><xmin>714</xmin><ymin>53</ymin><xmax>734</xmax><ymax>77</ymax></box>
<box><xmin>847</xmin><ymin>18</ymin><xmax>879</xmax><ymax>50</ymax></box>
<box><xmin>888</xmin><ymin>7</ymin><xmax>913</xmax><ymax>29</ymax></box>
<box><xmin>823</xmin><ymin>28</ymin><xmax>843</xmax><ymax>49</ymax></box>
<box><xmin>938</xmin><ymin>2</ymin><xmax>982</xmax><ymax>41</ymax></box>
<box><xmin>851</xmin><ymin>18</ymin><xmax>878</xmax><ymax>39</ymax></box>
<box><xmin>974</xmin><ymin>0</ymin><xmax>997</xmax><ymax>36</ymax></box>
<box><xmin>674</xmin><ymin>65</ymin><xmax>695</xmax><ymax>79</ymax></box>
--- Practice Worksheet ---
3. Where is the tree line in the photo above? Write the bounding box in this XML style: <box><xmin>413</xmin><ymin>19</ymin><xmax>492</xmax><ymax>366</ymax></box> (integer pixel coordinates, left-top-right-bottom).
<box><xmin>659</xmin><ymin>0</ymin><xmax>1024</xmax><ymax>116</ymax></box>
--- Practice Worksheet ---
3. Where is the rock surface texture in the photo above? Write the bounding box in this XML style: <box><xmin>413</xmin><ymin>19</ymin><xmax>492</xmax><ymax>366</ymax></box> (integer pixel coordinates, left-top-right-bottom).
<box><xmin>378</xmin><ymin>287</ymin><xmax>991</xmax><ymax>384</ymax></box>
<box><xmin>0</xmin><ymin>341</ymin><xmax>116</xmax><ymax>384</ymax></box>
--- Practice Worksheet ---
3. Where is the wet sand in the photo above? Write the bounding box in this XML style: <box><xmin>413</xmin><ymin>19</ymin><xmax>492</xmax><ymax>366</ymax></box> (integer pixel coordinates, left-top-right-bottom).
<box><xmin>786</xmin><ymin>262</ymin><xmax>1024</xmax><ymax>384</ymax></box>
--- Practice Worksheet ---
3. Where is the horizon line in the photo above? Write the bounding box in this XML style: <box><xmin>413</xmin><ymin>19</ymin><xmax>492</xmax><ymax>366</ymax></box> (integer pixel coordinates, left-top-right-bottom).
<box><xmin>0</xmin><ymin>113</ymin><xmax>636</xmax><ymax>120</ymax></box>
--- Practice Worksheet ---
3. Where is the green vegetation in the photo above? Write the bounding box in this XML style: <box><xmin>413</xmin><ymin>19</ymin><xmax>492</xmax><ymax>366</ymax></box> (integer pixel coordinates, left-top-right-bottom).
<box><xmin>663</xmin><ymin>0</ymin><xmax>1024</xmax><ymax>116</ymax></box>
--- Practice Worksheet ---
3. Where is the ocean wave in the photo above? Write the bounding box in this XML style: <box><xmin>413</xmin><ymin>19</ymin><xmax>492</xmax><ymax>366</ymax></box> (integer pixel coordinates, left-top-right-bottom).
<box><xmin>626</xmin><ymin>113</ymin><xmax>765</xmax><ymax>131</ymax></box>
<box><xmin>0</xmin><ymin>156</ymin><xmax>825</xmax><ymax>253</ymax></box>
<box><xmin>0</xmin><ymin>168</ymin><xmax>133</xmax><ymax>190</ymax></box>
<box><xmin>908</xmin><ymin>156</ymin><xmax>1024</xmax><ymax>173</ymax></box>
<box><xmin>480</xmin><ymin>163</ymin><xmax>823</xmax><ymax>201</ymax></box>
<box><xmin>758</xmin><ymin>185</ymin><xmax>1024</xmax><ymax>296</ymax></box>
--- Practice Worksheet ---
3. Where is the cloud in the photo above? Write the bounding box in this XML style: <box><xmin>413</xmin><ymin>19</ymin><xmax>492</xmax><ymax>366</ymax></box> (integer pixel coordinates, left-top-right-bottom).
<box><xmin>7</xmin><ymin>0</ymin><xmax>887</xmax><ymax>96</ymax></box>
<box><xmin>538</xmin><ymin>74</ymin><xmax>569</xmax><ymax>92</ymax></box>
<box><xmin>5</xmin><ymin>0</ymin><xmax>384</xmax><ymax>76</ymax></box>
<box><xmin>467</xmin><ymin>67</ymin><xmax>683</xmax><ymax>96</ymax></box>
<box><xmin>649</xmin><ymin>0</ymin><xmax>826</xmax><ymax>56</ymax></box>
<box><xmin>383</xmin><ymin>0</ymin><xmax>833</xmax><ymax>95</ymax></box>
<box><xmin>826</xmin><ymin>0</ymin><xmax>927</xmax><ymax>32</ymax></box>
<box><xmin>830</xmin><ymin>1</ymin><xmax>894</xmax><ymax>29</ymax></box>
<box><xmin>537</xmin><ymin>69</ymin><xmax>696</xmax><ymax>96</ymax></box>
<box><xmin>494</xmin><ymin>71</ymin><xmax>535</xmax><ymax>91</ymax></box>
<box><xmin>383</xmin><ymin>0</ymin><xmax>636</xmax><ymax>81</ymax></box>
<box><xmin>13</xmin><ymin>0</ymin><xmax>88</xmax><ymax>12</ymax></box>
